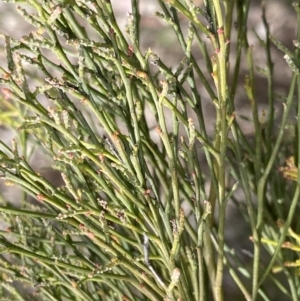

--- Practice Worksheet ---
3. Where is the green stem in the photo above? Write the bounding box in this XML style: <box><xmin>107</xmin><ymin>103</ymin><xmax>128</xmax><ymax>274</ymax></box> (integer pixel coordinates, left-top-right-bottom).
<box><xmin>255</xmin><ymin>74</ymin><xmax>297</xmax><ymax>299</ymax></box>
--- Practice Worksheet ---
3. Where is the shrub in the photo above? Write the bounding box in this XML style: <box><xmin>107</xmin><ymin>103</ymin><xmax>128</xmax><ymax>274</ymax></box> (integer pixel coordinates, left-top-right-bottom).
<box><xmin>0</xmin><ymin>1</ymin><xmax>300</xmax><ymax>301</ymax></box>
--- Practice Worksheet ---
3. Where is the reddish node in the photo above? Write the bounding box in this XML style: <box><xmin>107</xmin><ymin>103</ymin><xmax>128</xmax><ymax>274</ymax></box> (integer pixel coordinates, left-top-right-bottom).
<box><xmin>143</xmin><ymin>189</ymin><xmax>151</xmax><ymax>195</ymax></box>
<box><xmin>282</xmin><ymin>242</ymin><xmax>292</xmax><ymax>248</ymax></box>
<box><xmin>88</xmin><ymin>231</ymin><xmax>95</xmax><ymax>239</ymax></box>
<box><xmin>36</xmin><ymin>194</ymin><xmax>45</xmax><ymax>201</ymax></box>
<box><xmin>127</xmin><ymin>45</ymin><xmax>134</xmax><ymax>57</ymax></box>
<box><xmin>155</xmin><ymin>126</ymin><xmax>162</xmax><ymax>134</ymax></box>
<box><xmin>109</xmin><ymin>28</ymin><xmax>115</xmax><ymax>35</ymax></box>
<box><xmin>2</xmin><ymin>88</ymin><xmax>11</xmax><ymax>99</ymax></box>
<box><xmin>217</xmin><ymin>27</ymin><xmax>224</xmax><ymax>34</ymax></box>
<box><xmin>81</xmin><ymin>97</ymin><xmax>88</xmax><ymax>104</ymax></box>
<box><xmin>3</xmin><ymin>72</ymin><xmax>11</xmax><ymax>79</ymax></box>
<box><xmin>98</xmin><ymin>153</ymin><xmax>105</xmax><ymax>162</ymax></box>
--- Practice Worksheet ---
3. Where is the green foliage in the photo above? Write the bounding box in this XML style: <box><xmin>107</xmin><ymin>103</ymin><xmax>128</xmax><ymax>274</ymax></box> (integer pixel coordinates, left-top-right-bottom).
<box><xmin>0</xmin><ymin>1</ymin><xmax>300</xmax><ymax>301</ymax></box>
